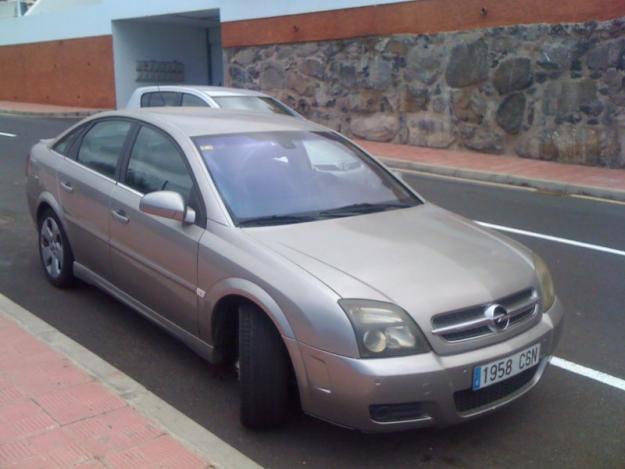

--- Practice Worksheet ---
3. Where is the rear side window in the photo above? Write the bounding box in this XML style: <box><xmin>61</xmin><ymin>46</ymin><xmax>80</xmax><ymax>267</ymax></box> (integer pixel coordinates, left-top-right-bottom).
<box><xmin>125</xmin><ymin>126</ymin><xmax>194</xmax><ymax>202</ymax></box>
<box><xmin>52</xmin><ymin>126</ymin><xmax>84</xmax><ymax>156</ymax></box>
<box><xmin>181</xmin><ymin>93</ymin><xmax>209</xmax><ymax>107</ymax></box>
<box><xmin>76</xmin><ymin>120</ymin><xmax>132</xmax><ymax>178</ymax></box>
<box><xmin>140</xmin><ymin>92</ymin><xmax>181</xmax><ymax>107</ymax></box>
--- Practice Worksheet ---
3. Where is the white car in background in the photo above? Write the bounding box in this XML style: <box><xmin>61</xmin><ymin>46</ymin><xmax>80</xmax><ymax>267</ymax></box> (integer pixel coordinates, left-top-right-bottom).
<box><xmin>126</xmin><ymin>85</ymin><xmax>301</xmax><ymax>117</ymax></box>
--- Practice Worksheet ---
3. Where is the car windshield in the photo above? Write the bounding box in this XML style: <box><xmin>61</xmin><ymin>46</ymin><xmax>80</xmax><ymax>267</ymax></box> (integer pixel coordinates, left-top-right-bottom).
<box><xmin>194</xmin><ymin>131</ymin><xmax>421</xmax><ymax>226</ymax></box>
<box><xmin>211</xmin><ymin>96</ymin><xmax>295</xmax><ymax>116</ymax></box>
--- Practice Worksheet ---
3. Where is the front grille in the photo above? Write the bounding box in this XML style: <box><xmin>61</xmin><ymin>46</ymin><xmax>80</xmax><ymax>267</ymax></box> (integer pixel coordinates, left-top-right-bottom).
<box><xmin>454</xmin><ymin>365</ymin><xmax>538</xmax><ymax>413</ymax></box>
<box><xmin>431</xmin><ymin>288</ymin><xmax>538</xmax><ymax>342</ymax></box>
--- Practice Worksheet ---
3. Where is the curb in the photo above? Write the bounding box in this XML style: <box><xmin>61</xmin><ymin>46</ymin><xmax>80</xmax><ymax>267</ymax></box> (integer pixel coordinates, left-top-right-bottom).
<box><xmin>0</xmin><ymin>109</ymin><xmax>105</xmax><ymax>119</ymax></box>
<box><xmin>0</xmin><ymin>293</ymin><xmax>262</xmax><ymax>469</ymax></box>
<box><xmin>380</xmin><ymin>157</ymin><xmax>625</xmax><ymax>203</ymax></box>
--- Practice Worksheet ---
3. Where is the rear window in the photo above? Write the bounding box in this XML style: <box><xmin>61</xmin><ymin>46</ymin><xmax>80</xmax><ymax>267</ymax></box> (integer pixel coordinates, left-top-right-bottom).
<box><xmin>212</xmin><ymin>96</ymin><xmax>295</xmax><ymax>116</ymax></box>
<box><xmin>140</xmin><ymin>92</ymin><xmax>181</xmax><ymax>107</ymax></box>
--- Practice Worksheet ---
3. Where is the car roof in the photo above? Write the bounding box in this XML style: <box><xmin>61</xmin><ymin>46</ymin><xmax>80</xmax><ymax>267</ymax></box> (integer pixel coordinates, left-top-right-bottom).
<box><xmin>134</xmin><ymin>85</ymin><xmax>269</xmax><ymax>98</ymax></box>
<box><xmin>95</xmin><ymin>108</ymin><xmax>328</xmax><ymax>137</ymax></box>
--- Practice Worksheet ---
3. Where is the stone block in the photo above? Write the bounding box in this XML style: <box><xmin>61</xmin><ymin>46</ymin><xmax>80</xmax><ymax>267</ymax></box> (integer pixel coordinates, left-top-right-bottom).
<box><xmin>493</xmin><ymin>58</ymin><xmax>533</xmax><ymax>95</ymax></box>
<box><xmin>445</xmin><ymin>40</ymin><xmax>489</xmax><ymax>88</ymax></box>
<box><xmin>406</xmin><ymin>113</ymin><xmax>455</xmax><ymax>148</ymax></box>
<box><xmin>350</xmin><ymin>113</ymin><xmax>400</xmax><ymax>142</ymax></box>
<box><xmin>496</xmin><ymin>93</ymin><xmax>526</xmax><ymax>134</ymax></box>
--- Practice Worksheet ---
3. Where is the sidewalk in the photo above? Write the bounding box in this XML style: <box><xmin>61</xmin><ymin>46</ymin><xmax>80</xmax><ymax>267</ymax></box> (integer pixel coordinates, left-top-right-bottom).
<box><xmin>0</xmin><ymin>101</ymin><xmax>109</xmax><ymax>118</ymax></box>
<box><xmin>357</xmin><ymin>140</ymin><xmax>625</xmax><ymax>202</ymax></box>
<box><xmin>1</xmin><ymin>100</ymin><xmax>624</xmax><ymax>201</ymax></box>
<box><xmin>0</xmin><ymin>294</ymin><xmax>259</xmax><ymax>469</ymax></box>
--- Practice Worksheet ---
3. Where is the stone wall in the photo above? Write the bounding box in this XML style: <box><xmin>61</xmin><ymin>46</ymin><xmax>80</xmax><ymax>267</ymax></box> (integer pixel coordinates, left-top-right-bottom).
<box><xmin>224</xmin><ymin>18</ymin><xmax>625</xmax><ymax>168</ymax></box>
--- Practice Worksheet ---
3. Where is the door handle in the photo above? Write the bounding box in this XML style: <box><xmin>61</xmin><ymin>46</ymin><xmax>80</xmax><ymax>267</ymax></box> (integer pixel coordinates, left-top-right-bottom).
<box><xmin>111</xmin><ymin>209</ymin><xmax>129</xmax><ymax>224</ymax></box>
<box><xmin>60</xmin><ymin>181</ymin><xmax>73</xmax><ymax>193</ymax></box>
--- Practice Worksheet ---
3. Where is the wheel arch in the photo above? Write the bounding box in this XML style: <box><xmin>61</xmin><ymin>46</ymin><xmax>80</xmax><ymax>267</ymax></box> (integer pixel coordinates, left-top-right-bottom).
<box><xmin>206</xmin><ymin>278</ymin><xmax>296</xmax><ymax>343</ymax></box>
<box><xmin>205</xmin><ymin>278</ymin><xmax>309</xmax><ymax>395</ymax></box>
<box><xmin>36</xmin><ymin>191</ymin><xmax>66</xmax><ymax>228</ymax></box>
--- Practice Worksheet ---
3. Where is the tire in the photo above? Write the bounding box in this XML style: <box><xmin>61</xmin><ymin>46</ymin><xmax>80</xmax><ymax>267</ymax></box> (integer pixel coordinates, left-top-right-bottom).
<box><xmin>238</xmin><ymin>303</ymin><xmax>290</xmax><ymax>429</ymax></box>
<box><xmin>38</xmin><ymin>209</ymin><xmax>74</xmax><ymax>288</ymax></box>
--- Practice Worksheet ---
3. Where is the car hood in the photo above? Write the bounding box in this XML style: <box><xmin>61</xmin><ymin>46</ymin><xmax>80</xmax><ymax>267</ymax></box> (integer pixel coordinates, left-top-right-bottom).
<box><xmin>244</xmin><ymin>204</ymin><xmax>537</xmax><ymax>348</ymax></box>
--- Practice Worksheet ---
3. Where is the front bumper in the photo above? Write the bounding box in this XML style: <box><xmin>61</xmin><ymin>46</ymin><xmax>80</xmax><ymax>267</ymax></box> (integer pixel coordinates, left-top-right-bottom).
<box><xmin>293</xmin><ymin>298</ymin><xmax>564</xmax><ymax>432</ymax></box>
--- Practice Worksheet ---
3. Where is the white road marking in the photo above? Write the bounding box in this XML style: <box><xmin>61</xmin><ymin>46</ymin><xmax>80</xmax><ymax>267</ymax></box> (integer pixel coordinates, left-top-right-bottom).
<box><xmin>551</xmin><ymin>357</ymin><xmax>625</xmax><ymax>393</ymax></box>
<box><xmin>0</xmin><ymin>132</ymin><xmax>17</xmax><ymax>138</ymax></box>
<box><xmin>475</xmin><ymin>221</ymin><xmax>625</xmax><ymax>258</ymax></box>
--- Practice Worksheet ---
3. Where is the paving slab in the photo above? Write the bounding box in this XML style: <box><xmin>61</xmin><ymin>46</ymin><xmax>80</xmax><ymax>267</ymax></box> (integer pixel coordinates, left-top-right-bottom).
<box><xmin>0</xmin><ymin>294</ymin><xmax>261</xmax><ymax>469</ymax></box>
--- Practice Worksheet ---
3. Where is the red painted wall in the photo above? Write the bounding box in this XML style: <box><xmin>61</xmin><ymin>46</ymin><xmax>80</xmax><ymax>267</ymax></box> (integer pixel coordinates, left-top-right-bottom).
<box><xmin>0</xmin><ymin>35</ymin><xmax>115</xmax><ymax>108</ymax></box>
<box><xmin>223</xmin><ymin>0</ymin><xmax>625</xmax><ymax>47</ymax></box>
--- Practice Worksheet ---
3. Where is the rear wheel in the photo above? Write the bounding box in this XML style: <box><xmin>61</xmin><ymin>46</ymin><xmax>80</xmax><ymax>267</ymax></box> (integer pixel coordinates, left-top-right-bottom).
<box><xmin>238</xmin><ymin>303</ymin><xmax>290</xmax><ymax>429</ymax></box>
<box><xmin>38</xmin><ymin>209</ymin><xmax>74</xmax><ymax>288</ymax></box>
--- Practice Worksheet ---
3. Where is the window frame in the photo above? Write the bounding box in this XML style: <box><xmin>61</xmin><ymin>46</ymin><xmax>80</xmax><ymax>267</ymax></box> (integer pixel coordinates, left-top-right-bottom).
<box><xmin>119</xmin><ymin>122</ymin><xmax>207</xmax><ymax>228</ymax></box>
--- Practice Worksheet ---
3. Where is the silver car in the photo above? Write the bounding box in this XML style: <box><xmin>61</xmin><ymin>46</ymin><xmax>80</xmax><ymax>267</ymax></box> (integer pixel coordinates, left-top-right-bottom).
<box><xmin>26</xmin><ymin>108</ymin><xmax>564</xmax><ymax>432</ymax></box>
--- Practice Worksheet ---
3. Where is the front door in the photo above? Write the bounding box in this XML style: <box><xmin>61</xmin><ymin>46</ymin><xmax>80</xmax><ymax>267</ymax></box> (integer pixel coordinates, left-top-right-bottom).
<box><xmin>58</xmin><ymin>119</ymin><xmax>133</xmax><ymax>280</ymax></box>
<box><xmin>109</xmin><ymin>124</ymin><xmax>204</xmax><ymax>334</ymax></box>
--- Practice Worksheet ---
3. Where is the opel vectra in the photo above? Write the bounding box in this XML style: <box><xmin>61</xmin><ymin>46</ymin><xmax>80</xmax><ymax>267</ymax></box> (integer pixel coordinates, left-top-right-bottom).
<box><xmin>26</xmin><ymin>108</ymin><xmax>564</xmax><ymax>431</ymax></box>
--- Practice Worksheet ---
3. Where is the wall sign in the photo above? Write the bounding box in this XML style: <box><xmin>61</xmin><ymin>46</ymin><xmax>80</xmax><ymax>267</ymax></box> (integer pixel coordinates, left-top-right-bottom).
<box><xmin>136</xmin><ymin>60</ymin><xmax>184</xmax><ymax>83</ymax></box>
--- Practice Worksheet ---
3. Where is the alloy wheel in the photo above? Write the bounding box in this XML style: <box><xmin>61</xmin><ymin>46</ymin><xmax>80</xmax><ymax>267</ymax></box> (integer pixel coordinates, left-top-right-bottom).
<box><xmin>40</xmin><ymin>216</ymin><xmax>64</xmax><ymax>279</ymax></box>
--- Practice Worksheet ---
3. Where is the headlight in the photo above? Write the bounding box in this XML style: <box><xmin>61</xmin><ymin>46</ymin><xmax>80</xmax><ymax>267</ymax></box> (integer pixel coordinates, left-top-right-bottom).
<box><xmin>339</xmin><ymin>300</ymin><xmax>430</xmax><ymax>358</ymax></box>
<box><xmin>533</xmin><ymin>254</ymin><xmax>555</xmax><ymax>311</ymax></box>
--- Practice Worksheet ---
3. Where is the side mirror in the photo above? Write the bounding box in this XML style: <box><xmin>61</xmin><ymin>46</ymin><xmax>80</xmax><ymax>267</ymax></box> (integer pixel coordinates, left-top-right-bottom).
<box><xmin>139</xmin><ymin>191</ymin><xmax>196</xmax><ymax>225</ymax></box>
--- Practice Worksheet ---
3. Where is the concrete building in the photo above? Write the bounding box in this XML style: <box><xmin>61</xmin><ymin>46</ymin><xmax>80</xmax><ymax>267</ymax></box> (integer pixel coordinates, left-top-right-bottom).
<box><xmin>1</xmin><ymin>0</ymin><xmax>624</xmax><ymax>167</ymax></box>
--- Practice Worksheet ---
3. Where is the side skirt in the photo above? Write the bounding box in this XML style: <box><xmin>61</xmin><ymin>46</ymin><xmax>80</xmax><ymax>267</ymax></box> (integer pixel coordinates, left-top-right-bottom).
<box><xmin>73</xmin><ymin>262</ymin><xmax>216</xmax><ymax>363</ymax></box>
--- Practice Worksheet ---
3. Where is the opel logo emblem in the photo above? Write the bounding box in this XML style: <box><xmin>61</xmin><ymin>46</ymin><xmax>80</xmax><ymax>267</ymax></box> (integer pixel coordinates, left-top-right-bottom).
<box><xmin>484</xmin><ymin>304</ymin><xmax>510</xmax><ymax>332</ymax></box>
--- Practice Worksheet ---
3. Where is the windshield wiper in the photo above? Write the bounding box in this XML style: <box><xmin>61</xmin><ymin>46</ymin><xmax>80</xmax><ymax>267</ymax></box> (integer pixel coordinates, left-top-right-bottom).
<box><xmin>238</xmin><ymin>214</ymin><xmax>320</xmax><ymax>227</ymax></box>
<box><xmin>238</xmin><ymin>202</ymin><xmax>417</xmax><ymax>226</ymax></box>
<box><xmin>318</xmin><ymin>202</ymin><xmax>415</xmax><ymax>218</ymax></box>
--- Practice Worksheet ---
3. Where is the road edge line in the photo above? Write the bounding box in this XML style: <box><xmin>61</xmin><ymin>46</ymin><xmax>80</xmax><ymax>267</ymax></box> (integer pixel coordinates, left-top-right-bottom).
<box><xmin>0</xmin><ymin>292</ymin><xmax>262</xmax><ymax>469</ymax></box>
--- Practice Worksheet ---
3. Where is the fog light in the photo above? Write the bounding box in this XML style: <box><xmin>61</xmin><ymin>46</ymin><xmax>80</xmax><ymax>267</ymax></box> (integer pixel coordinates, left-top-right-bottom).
<box><xmin>370</xmin><ymin>402</ymin><xmax>426</xmax><ymax>422</ymax></box>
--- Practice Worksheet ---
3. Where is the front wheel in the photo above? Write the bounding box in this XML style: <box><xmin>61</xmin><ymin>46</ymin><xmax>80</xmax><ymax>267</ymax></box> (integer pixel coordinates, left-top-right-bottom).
<box><xmin>38</xmin><ymin>209</ymin><xmax>74</xmax><ymax>288</ymax></box>
<box><xmin>238</xmin><ymin>303</ymin><xmax>290</xmax><ymax>429</ymax></box>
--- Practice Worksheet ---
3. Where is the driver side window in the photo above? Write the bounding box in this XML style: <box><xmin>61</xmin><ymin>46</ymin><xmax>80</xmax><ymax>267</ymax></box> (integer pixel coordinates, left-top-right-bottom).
<box><xmin>124</xmin><ymin>126</ymin><xmax>194</xmax><ymax>203</ymax></box>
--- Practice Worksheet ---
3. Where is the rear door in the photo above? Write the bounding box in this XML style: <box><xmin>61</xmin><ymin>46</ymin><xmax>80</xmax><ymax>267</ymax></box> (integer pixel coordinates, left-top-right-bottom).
<box><xmin>57</xmin><ymin>119</ymin><xmax>134</xmax><ymax>280</ymax></box>
<box><xmin>109</xmin><ymin>124</ymin><xmax>205</xmax><ymax>334</ymax></box>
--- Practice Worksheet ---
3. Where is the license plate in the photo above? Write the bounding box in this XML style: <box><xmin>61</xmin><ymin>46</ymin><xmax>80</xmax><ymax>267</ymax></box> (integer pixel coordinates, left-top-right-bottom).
<box><xmin>472</xmin><ymin>343</ymin><xmax>541</xmax><ymax>390</ymax></box>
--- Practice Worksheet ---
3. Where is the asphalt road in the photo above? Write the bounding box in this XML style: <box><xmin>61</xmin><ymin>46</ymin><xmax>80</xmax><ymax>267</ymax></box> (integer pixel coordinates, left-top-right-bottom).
<box><xmin>1</xmin><ymin>115</ymin><xmax>624</xmax><ymax>468</ymax></box>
